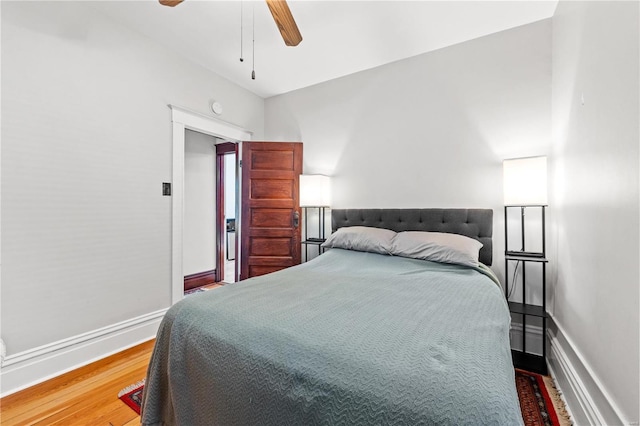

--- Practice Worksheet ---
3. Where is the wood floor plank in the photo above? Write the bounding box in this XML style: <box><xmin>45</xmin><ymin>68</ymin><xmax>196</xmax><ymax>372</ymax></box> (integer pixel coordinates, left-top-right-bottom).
<box><xmin>0</xmin><ymin>286</ymin><xmax>228</xmax><ymax>424</ymax></box>
<box><xmin>123</xmin><ymin>417</ymin><xmax>142</xmax><ymax>426</ymax></box>
<box><xmin>86</xmin><ymin>398</ymin><xmax>139</xmax><ymax>426</ymax></box>
<box><xmin>29</xmin><ymin>361</ymin><xmax>148</xmax><ymax>425</ymax></box>
<box><xmin>0</xmin><ymin>339</ymin><xmax>153</xmax><ymax>426</ymax></box>
<box><xmin>2</xmin><ymin>340</ymin><xmax>154</xmax><ymax>407</ymax></box>
<box><xmin>1</xmin><ymin>340</ymin><xmax>154</xmax><ymax>418</ymax></box>
<box><xmin>3</xmin><ymin>356</ymin><xmax>150</xmax><ymax>425</ymax></box>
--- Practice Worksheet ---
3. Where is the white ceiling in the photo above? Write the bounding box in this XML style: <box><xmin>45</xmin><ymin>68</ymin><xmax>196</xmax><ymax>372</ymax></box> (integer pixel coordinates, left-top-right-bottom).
<box><xmin>92</xmin><ymin>1</ymin><xmax>558</xmax><ymax>98</ymax></box>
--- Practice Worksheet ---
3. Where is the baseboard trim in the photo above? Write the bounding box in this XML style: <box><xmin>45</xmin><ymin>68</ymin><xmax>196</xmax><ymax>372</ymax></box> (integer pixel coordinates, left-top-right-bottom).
<box><xmin>184</xmin><ymin>269</ymin><xmax>217</xmax><ymax>291</ymax></box>
<box><xmin>547</xmin><ymin>315</ymin><xmax>629</xmax><ymax>425</ymax></box>
<box><xmin>0</xmin><ymin>308</ymin><xmax>167</xmax><ymax>397</ymax></box>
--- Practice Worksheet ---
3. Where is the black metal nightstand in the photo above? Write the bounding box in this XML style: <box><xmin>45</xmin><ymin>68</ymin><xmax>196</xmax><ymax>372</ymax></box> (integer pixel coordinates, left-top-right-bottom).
<box><xmin>301</xmin><ymin>238</ymin><xmax>326</xmax><ymax>261</ymax></box>
<box><xmin>505</xmin><ymin>205</ymin><xmax>548</xmax><ymax>375</ymax></box>
<box><xmin>301</xmin><ymin>207</ymin><xmax>329</xmax><ymax>262</ymax></box>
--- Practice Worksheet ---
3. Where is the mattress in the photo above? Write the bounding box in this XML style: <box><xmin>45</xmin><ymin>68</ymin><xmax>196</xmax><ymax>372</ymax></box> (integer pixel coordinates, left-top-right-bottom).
<box><xmin>141</xmin><ymin>249</ymin><xmax>523</xmax><ymax>425</ymax></box>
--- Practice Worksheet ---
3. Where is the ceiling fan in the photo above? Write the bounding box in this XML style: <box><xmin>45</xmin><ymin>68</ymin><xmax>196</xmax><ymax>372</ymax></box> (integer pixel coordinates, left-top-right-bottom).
<box><xmin>159</xmin><ymin>0</ymin><xmax>303</xmax><ymax>47</ymax></box>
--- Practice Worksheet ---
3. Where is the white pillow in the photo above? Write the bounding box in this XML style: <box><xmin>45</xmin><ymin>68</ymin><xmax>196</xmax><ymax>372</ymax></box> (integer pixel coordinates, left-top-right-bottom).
<box><xmin>322</xmin><ymin>226</ymin><xmax>396</xmax><ymax>255</ymax></box>
<box><xmin>390</xmin><ymin>231</ymin><xmax>483</xmax><ymax>267</ymax></box>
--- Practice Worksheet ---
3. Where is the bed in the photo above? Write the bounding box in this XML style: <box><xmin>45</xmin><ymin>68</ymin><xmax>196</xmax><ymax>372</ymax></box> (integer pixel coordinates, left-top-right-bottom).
<box><xmin>141</xmin><ymin>208</ymin><xmax>523</xmax><ymax>425</ymax></box>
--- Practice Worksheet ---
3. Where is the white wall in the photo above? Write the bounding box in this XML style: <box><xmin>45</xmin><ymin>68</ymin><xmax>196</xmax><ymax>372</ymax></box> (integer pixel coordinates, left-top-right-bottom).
<box><xmin>550</xmin><ymin>1</ymin><xmax>639</xmax><ymax>424</ymax></box>
<box><xmin>266</xmin><ymin>19</ymin><xmax>552</xmax><ymax>280</ymax></box>
<box><xmin>184</xmin><ymin>130</ymin><xmax>217</xmax><ymax>276</ymax></box>
<box><xmin>1</xmin><ymin>0</ymin><xmax>263</xmax><ymax>394</ymax></box>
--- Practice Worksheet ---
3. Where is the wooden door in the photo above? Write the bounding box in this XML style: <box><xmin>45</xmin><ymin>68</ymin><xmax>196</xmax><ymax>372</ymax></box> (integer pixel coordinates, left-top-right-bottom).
<box><xmin>240</xmin><ymin>141</ymin><xmax>303</xmax><ymax>280</ymax></box>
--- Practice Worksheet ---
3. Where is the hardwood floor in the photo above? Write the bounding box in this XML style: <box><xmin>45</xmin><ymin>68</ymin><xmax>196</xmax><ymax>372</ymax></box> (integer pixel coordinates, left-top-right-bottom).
<box><xmin>0</xmin><ymin>340</ymin><xmax>154</xmax><ymax>426</ymax></box>
<box><xmin>0</xmin><ymin>284</ymin><xmax>229</xmax><ymax>426</ymax></box>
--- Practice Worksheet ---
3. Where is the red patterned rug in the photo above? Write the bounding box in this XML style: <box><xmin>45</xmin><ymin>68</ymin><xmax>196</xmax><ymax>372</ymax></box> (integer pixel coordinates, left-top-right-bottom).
<box><xmin>515</xmin><ymin>369</ymin><xmax>571</xmax><ymax>426</ymax></box>
<box><xmin>119</xmin><ymin>371</ymin><xmax>571</xmax><ymax>424</ymax></box>
<box><xmin>118</xmin><ymin>379</ymin><xmax>145</xmax><ymax>415</ymax></box>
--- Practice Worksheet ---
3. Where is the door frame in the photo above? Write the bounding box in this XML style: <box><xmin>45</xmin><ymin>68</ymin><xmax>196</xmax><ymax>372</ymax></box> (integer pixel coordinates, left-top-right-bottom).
<box><xmin>169</xmin><ymin>105</ymin><xmax>252</xmax><ymax>304</ymax></box>
<box><xmin>215</xmin><ymin>142</ymin><xmax>238</xmax><ymax>283</ymax></box>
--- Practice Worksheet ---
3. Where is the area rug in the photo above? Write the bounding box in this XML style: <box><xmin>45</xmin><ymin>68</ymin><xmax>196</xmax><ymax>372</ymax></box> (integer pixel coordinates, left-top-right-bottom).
<box><xmin>515</xmin><ymin>369</ymin><xmax>572</xmax><ymax>426</ymax></box>
<box><xmin>119</xmin><ymin>371</ymin><xmax>572</xmax><ymax>424</ymax></box>
<box><xmin>118</xmin><ymin>379</ymin><xmax>145</xmax><ymax>415</ymax></box>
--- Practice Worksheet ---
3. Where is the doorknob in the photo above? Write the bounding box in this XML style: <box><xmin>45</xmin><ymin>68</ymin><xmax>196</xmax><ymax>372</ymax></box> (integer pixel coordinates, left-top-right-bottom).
<box><xmin>293</xmin><ymin>211</ymin><xmax>300</xmax><ymax>228</ymax></box>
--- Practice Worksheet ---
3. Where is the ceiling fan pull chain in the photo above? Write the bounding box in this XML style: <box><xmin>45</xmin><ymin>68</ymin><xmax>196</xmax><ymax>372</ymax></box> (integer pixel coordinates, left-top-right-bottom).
<box><xmin>239</xmin><ymin>1</ymin><xmax>244</xmax><ymax>62</ymax></box>
<box><xmin>251</xmin><ymin>3</ymin><xmax>256</xmax><ymax>80</ymax></box>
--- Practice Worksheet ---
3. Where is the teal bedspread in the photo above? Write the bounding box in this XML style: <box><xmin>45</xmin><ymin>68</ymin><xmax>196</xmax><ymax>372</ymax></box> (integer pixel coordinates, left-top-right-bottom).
<box><xmin>141</xmin><ymin>249</ymin><xmax>523</xmax><ymax>425</ymax></box>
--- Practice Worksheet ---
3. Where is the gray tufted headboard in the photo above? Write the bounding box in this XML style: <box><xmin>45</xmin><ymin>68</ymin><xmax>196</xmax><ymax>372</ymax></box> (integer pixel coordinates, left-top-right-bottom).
<box><xmin>331</xmin><ymin>209</ymin><xmax>493</xmax><ymax>266</ymax></box>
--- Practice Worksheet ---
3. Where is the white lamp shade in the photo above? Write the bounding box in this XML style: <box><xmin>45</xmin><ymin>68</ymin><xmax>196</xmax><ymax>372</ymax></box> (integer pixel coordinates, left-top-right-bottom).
<box><xmin>503</xmin><ymin>156</ymin><xmax>548</xmax><ymax>205</ymax></box>
<box><xmin>300</xmin><ymin>175</ymin><xmax>331</xmax><ymax>207</ymax></box>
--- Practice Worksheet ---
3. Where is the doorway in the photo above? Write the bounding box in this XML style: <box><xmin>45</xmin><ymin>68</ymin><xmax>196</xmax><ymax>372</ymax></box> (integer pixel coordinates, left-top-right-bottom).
<box><xmin>169</xmin><ymin>105</ymin><xmax>252</xmax><ymax>305</ymax></box>
<box><xmin>183</xmin><ymin>130</ymin><xmax>218</xmax><ymax>292</ymax></box>
<box><xmin>216</xmin><ymin>142</ymin><xmax>237</xmax><ymax>283</ymax></box>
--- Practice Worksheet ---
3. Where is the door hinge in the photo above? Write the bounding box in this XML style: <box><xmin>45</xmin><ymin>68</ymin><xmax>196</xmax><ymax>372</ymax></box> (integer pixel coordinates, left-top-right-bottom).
<box><xmin>239</xmin><ymin>160</ymin><xmax>242</xmax><ymax>167</ymax></box>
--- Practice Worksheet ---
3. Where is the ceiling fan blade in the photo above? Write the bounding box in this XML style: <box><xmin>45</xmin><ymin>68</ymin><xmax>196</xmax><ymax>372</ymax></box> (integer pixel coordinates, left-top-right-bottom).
<box><xmin>265</xmin><ymin>0</ymin><xmax>303</xmax><ymax>47</ymax></box>
<box><xmin>158</xmin><ymin>0</ymin><xmax>302</xmax><ymax>47</ymax></box>
<box><xmin>159</xmin><ymin>0</ymin><xmax>184</xmax><ymax>7</ymax></box>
